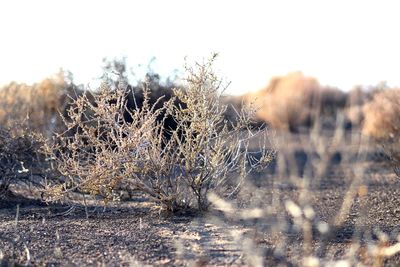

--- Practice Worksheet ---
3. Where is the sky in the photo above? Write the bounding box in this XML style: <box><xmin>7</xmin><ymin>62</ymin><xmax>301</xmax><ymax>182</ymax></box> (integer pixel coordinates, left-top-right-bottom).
<box><xmin>1</xmin><ymin>0</ymin><xmax>400</xmax><ymax>95</ymax></box>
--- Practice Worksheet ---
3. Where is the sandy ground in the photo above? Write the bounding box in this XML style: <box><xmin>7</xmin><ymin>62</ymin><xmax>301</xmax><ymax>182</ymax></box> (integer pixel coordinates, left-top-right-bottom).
<box><xmin>2</xmin><ymin>130</ymin><xmax>400</xmax><ymax>266</ymax></box>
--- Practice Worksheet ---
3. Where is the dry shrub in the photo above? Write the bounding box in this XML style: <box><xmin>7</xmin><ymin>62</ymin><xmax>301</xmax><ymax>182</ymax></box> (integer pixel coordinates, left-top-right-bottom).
<box><xmin>362</xmin><ymin>89</ymin><xmax>400</xmax><ymax>139</ymax></box>
<box><xmin>0</xmin><ymin>124</ymin><xmax>47</xmax><ymax>200</ymax></box>
<box><xmin>43</xmin><ymin>55</ymin><xmax>274</xmax><ymax>211</ymax></box>
<box><xmin>0</xmin><ymin>71</ymin><xmax>72</xmax><ymax>136</ymax></box>
<box><xmin>362</xmin><ymin>89</ymin><xmax>400</xmax><ymax>177</ymax></box>
<box><xmin>0</xmin><ymin>83</ymin><xmax>30</xmax><ymax>125</ymax></box>
<box><xmin>221</xmin><ymin>95</ymin><xmax>265</xmax><ymax>129</ymax></box>
<box><xmin>248</xmin><ymin>72</ymin><xmax>346</xmax><ymax>131</ymax></box>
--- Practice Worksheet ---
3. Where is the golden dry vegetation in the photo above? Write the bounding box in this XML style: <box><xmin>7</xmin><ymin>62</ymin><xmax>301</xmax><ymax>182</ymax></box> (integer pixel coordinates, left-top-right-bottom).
<box><xmin>246</xmin><ymin>72</ymin><xmax>347</xmax><ymax>131</ymax></box>
<box><xmin>2</xmin><ymin>58</ymin><xmax>400</xmax><ymax>266</ymax></box>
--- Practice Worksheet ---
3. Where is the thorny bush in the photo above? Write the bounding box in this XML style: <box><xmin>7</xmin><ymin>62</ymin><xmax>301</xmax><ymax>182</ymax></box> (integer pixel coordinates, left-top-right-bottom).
<box><xmin>43</xmin><ymin>55</ymin><xmax>274</xmax><ymax>211</ymax></box>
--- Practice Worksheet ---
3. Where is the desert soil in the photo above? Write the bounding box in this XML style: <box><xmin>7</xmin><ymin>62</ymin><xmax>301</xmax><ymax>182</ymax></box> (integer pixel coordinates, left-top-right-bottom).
<box><xmin>1</xmin><ymin>130</ymin><xmax>400</xmax><ymax>266</ymax></box>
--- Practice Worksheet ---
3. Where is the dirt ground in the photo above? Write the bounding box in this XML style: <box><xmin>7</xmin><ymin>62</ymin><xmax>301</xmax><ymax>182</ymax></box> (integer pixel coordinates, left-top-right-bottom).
<box><xmin>2</xmin><ymin>130</ymin><xmax>400</xmax><ymax>266</ymax></box>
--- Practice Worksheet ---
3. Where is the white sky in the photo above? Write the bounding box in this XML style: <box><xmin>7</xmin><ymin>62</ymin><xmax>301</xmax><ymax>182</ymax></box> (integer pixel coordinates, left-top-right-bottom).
<box><xmin>1</xmin><ymin>0</ymin><xmax>399</xmax><ymax>95</ymax></box>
